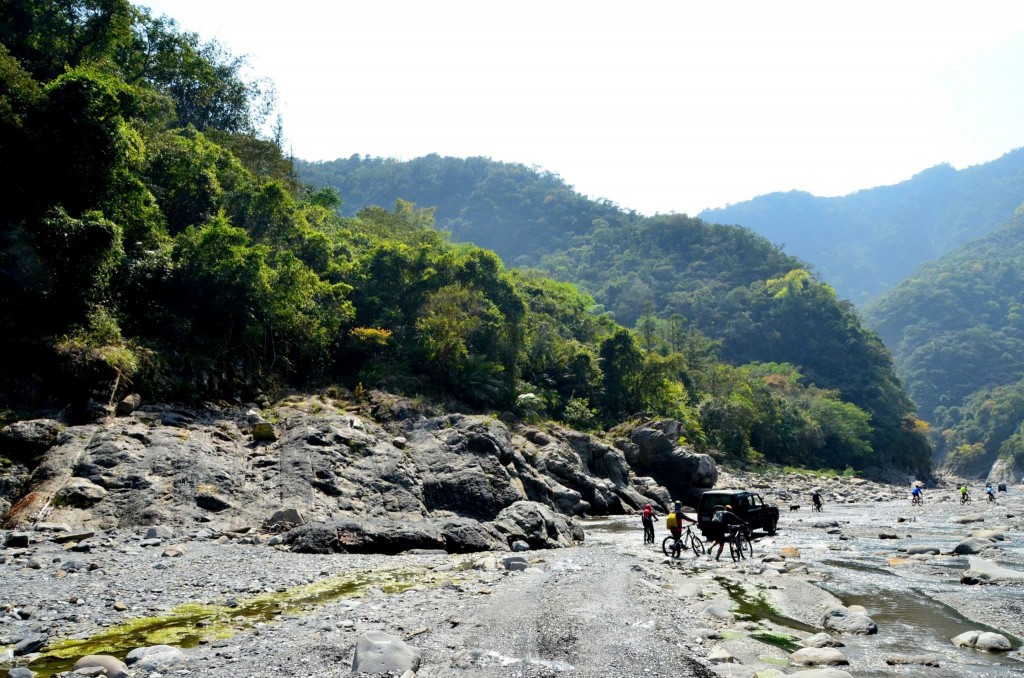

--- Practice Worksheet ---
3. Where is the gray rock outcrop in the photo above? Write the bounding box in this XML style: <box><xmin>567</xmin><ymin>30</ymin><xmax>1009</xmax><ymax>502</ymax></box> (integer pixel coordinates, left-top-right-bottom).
<box><xmin>986</xmin><ymin>456</ymin><xmax>1023</xmax><ymax>485</ymax></box>
<box><xmin>1</xmin><ymin>394</ymin><xmax>716</xmax><ymax>554</ymax></box>
<box><xmin>622</xmin><ymin>419</ymin><xmax>717</xmax><ymax>502</ymax></box>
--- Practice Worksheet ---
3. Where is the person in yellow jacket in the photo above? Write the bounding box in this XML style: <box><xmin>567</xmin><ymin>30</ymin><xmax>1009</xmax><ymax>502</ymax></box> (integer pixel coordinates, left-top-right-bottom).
<box><xmin>665</xmin><ymin>500</ymin><xmax>696</xmax><ymax>542</ymax></box>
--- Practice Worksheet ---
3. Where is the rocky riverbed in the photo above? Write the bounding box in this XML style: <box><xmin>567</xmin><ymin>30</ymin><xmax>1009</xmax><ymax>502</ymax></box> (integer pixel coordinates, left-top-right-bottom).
<box><xmin>3</xmin><ymin>395</ymin><xmax>1023</xmax><ymax>677</ymax></box>
<box><xmin>3</xmin><ymin>477</ymin><xmax>1022</xmax><ymax>677</ymax></box>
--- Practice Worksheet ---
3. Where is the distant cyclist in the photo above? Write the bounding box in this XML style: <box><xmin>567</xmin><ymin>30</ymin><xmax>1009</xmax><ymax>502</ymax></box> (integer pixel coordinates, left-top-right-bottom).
<box><xmin>641</xmin><ymin>503</ymin><xmax>656</xmax><ymax>544</ymax></box>
<box><xmin>959</xmin><ymin>484</ymin><xmax>970</xmax><ymax>503</ymax></box>
<box><xmin>985</xmin><ymin>484</ymin><xmax>996</xmax><ymax>502</ymax></box>
<box><xmin>811</xmin><ymin>490</ymin><xmax>823</xmax><ymax>512</ymax></box>
<box><xmin>911</xmin><ymin>484</ymin><xmax>923</xmax><ymax>504</ymax></box>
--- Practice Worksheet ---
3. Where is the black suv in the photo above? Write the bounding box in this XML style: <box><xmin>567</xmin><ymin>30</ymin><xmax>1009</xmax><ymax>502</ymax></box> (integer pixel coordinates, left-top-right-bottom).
<box><xmin>696</xmin><ymin>490</ymin><xmax>779</xmax><ymax>537</ymax></box>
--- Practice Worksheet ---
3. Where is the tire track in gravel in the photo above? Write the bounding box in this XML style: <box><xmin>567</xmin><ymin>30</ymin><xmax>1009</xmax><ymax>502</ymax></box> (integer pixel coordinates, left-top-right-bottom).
<box><xmin>422</xmin><ymin>547</ymin><xmax>717</xmax><ymax>677</ymax></box>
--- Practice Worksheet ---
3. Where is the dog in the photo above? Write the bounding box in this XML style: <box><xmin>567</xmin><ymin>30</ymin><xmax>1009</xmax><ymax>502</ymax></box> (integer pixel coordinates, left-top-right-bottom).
<box><xmin>789</xmin><ymin>504</ymin><xmax>801</xmax><ymax>511</ymax></box>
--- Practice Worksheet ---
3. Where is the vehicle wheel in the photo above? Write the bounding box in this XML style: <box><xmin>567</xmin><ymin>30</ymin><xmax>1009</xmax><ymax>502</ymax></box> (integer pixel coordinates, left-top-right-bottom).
<box><xmin>690</xmin><ymin>534</ymin><xmax>705</xmax><ymax>556</ymax></box>
<box><xmin>766</xmin><ymin>522</ymin><xmax>777</xmax><ymax>536</ymax></box>
<box><xmin>661</xmin><ymin>535</ymin><xmax>674</xmax><ymax>557</ymax></box>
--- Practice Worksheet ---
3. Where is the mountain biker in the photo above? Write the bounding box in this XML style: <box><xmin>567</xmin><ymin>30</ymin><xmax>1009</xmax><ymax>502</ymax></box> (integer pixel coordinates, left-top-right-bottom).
<box><xmin>811</xmin><ymin>490</ymin><xmax>823</xmax><ymax>511</ymax></box>
<box><xmin>985</xmin><ymin>484</ymin><xmax>996</xmax><ymax>502</ymax></box>
<box><xmin>911</xmin><ymin>484</ymin><xmax>923</xmax><ymax>503</ymax></box>
<box><xmin>641</xmin><ymin>503</ymin><xmax>656</xmax><ymax>543</ymax></box>
<box><xmin>959</xmin><ymin>484</ymin><xmax>969</xmax><ymax>501</ymax></box>
<box><xmin>665</xmin><ymin>500</ymin><xmax>696</xmax><ymax>543</ymax></box>
<box><xmin>709</xmin><ymin>504</ymin><xmax>744</xmax><ymax>561</ymax></box>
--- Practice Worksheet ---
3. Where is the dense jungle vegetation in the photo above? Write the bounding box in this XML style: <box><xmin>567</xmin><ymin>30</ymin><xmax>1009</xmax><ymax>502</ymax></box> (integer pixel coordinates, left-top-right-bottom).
<box><xmin>700</xmin><ymin>151</ymin><xmax>1024</xmax><ymax>305</ymax></box>
<box><xmin>0</xmin><ymin>0</ymin><xmax>931</xmax><ymax>474</ymax></box>
<box><xmin>299</xmin><ymin>160</ymin><xmax>930</xmax><ymax>472</ymax></box>
<box><xmin>863</xmin><ymin>217</ymin><xmax>1024</xmax><ymax>473</ymax></box>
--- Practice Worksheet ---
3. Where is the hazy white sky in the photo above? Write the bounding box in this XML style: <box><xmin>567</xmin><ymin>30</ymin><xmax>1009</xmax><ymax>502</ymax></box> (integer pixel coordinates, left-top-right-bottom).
<box><xmin>138</xmin><ymin>0</ymin><xmax>1024</xmax><ymax>216</ymax></box>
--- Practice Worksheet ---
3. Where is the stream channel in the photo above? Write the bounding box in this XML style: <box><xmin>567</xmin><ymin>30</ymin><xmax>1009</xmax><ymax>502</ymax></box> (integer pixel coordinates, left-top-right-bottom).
<box><xmin>585</xmin><ymin>492</ymin><xmax>1024</xmax><ymax>677</ymax></box>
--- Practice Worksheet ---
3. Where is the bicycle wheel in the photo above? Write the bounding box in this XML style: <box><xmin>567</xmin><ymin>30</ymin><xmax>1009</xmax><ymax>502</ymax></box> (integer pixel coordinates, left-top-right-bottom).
<box><xmin>728</xmin><ymin>534</ymin><xmax>740</xmax><ymax>562</ymax></box>
<box><xmin>690</xmin><ymin>532</ymin><xmax>705</xmax><ymax>556</ymax></box>
<box><xmin>738</xmin><ymin>532</ymin><xmax>753</xmax><ymax>559</ymax></box>
<box><xmin>661</xmin><ymin>535</ymin><xmax>674</xmax><ymax>557</ymax></box>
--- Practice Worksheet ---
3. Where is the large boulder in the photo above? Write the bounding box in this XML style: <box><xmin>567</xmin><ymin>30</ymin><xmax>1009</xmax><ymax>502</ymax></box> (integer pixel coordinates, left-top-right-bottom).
<box><xmin>55</xmin><ymin>477</ymin><xmax>108</xmax><ymax>508</ymax></box>
<box><xmin>493</xmin><ymin>501</ymin><xmax>582</xmax><ymax>549</ymax></box>
<box><xmin>626</xmin><ymin>420</ymin><xmax>717</xmax><ymax>500</ymax></box>
<box><xmin>822</xmin><ymin>606</ymin><xmax>878</xmax><ymax>635</ymax></box>
<box><xmin>960</xmin><ymin>557</ymin><xmax>1024</xmax><ymax>585</ymax></box>
<box><xmin>437</xmin><ymin>517</ymin><xmax>508</xmax><ymax>553</ymax></box>
<box><xmin>333</xmin><ymin>517</ymin><xmax>446</xmax><ymax>554</ymax></box>
<box><xmin>798</xmin><ymin>633</ymin><xmax>844</xmax><ymax>648</ymax></box>
<box><xmin>73</xmin><ymin>655</ymin><xmax>130</xmax><ymax>678</ymax></box>
<box><xmin>282</xmin><ymin>525</ymin><xmax>343</xmax><ymax>554</ymax></box>
<box><xmin>953</xmin><ymin>537</ymin><xmax>996</xmax><ymax>555</ymax></box>
<box><xmin>352</xmin><ymin>630</ymin><xmax>421</xmax><ymax>673</ymax></box>
<box><xmin>0</xmin><ymin>419</ymin><xmax>63</xmax><ymax>461</ymax></box>
<box><xmin>951</xmin><ymin>630</ymin><xmax>1012</xmax><ymax>652</ymax></box>
<box><xmin>790</xmin><ymin>647</ymin><xmax>849</xmax><ymax>666</ymax></box>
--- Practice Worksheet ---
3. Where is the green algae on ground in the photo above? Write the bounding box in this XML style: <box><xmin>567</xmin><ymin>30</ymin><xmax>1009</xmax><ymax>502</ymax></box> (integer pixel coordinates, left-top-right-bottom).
<box><xmin>715</xmin><ymin>577</ymin><xmax>817</xmax><ymax>634</ymax></box>
<box><xmin>751</xmin><ymin>632</ymin><xmax>801</xmax><ymax>653</ymax></box>
<box><xmin>28</xmin><ymin>563</ymin><xmax>471</xmax><ymax>675</ymax></box>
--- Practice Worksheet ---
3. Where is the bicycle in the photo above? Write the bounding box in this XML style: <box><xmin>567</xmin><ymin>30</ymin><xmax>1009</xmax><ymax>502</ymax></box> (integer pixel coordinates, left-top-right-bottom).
<box><xmin>726</xmin><ymin>525</ymin><xmax>753</xmax><ymax>562</ymax></box>
<box><xmin>960</xmin><ymin>494</ymin><xmax>971</xmax><ymax>505</ymax></box>
<box><xmin>911</xmin><ymin>495</ymin><xmax>923</xmax><ymax>506</ymax></box>
<box><xmin>812</xmin><ymin>501</ymin><xmax>823</xmax><ymax>512</ymax></box>
<box><xmin>642</xmin><ymin>518</ymin><xmax>655</xmax><ymax>545</ymax></box>
<box><xmin>662</xmin><ymin>524</ymin><xmax>705</xmax><ymax>558</ymax></box>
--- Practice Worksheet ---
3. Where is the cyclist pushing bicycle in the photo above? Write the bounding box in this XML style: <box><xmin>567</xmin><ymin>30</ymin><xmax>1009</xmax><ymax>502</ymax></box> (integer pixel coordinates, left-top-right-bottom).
<box><xmin>709</xmin><ymin>504</ymin><xmax>746</xmax><ymax>561</ymax></box>
<box><xmin>666</xmin><ymin>501</ymin><xmax>696</xmax><ymax>540</ymax></box>
<box><xmin>663</xmin><ymin>501</ymin><xmax>703</xmax><ymax>557</ymax></box>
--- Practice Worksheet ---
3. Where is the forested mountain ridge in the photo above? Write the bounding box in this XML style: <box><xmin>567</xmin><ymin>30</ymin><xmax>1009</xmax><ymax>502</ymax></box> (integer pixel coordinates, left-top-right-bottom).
<box><xmin>862</xmin><ymin>217</ymin><xmax>1024</xmax><ymax>474</ymax></box>
<box><xmin>0</xmin><ymin>0</ymin><xmax>930</xmax><ymax>475</ymax></box>
<box><xmin>298</xmin><ymin>158</ymin><xmax>931</xmax><ymax>472</ymax></box>
<box><xmin>295</xmin><ymin>155</ymin><xmax>636</xmax><ymax>267</ymax></box>
<box><xmin>698</xmin><ymin>149</ymin><xmax>1024</xmax><ymax>304</ymax></box>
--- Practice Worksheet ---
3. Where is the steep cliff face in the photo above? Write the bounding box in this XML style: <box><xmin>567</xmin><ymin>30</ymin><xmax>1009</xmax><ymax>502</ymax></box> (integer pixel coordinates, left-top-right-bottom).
<box><xmin>0</xmin><ymin>392</ymin><xmax>717</xmax><ymax>552</ymax></box>
<box><xmin>987</xmin><ymin>457</ymin><xmax>1024</xmax><ymax>486</ymax></box>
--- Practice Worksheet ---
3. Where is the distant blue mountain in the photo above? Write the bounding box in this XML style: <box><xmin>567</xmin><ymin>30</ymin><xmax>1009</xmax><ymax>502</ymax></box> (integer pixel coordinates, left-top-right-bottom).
<box><xmin>699</xmin><ymin>148</ymin><xmax>1024</xmax><ymax>305</ymax></box>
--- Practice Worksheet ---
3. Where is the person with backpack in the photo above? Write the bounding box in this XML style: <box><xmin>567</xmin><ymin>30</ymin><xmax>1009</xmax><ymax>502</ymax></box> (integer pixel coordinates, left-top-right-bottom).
<box><xmin>641</xmin><ymin>503</ymin><xmax>656</xmax><ymax>544</ymax></box>
<box><xmin>665</xmin><ymin>500</ymin><xmax>696</xmax><ymax>544</ymax></box>
<box><xmin>709</xmin><ymin>504</ymin><xmax>744</xmax><ymax>561</ymax></box>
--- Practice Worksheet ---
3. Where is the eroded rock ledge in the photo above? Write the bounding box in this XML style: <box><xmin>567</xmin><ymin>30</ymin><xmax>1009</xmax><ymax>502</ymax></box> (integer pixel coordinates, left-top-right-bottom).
<box><xmin>1</xmin><ymin>392</ymin><xmax>717</xmax><ymax>553</ymax></box>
